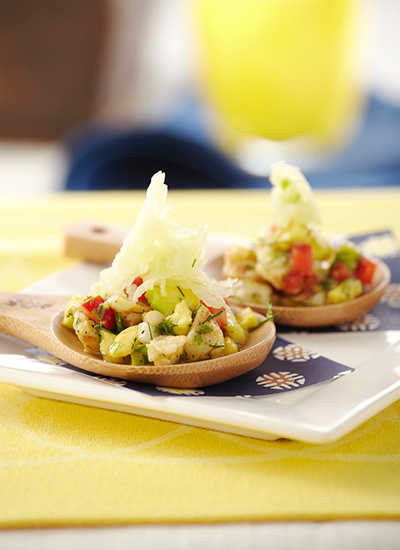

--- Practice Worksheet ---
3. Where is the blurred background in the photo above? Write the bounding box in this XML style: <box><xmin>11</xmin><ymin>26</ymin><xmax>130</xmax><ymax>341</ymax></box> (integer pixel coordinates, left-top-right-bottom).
<box><xmin>0</xmin><ymin>0</ymin><xmax>399</xmax><ymax>193</ymax></box>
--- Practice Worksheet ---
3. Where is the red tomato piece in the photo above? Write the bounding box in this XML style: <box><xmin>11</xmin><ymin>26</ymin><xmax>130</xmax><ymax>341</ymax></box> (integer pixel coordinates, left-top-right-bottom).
<box><xmin>283</xmin><ymin>244</ymin><xmax>316</xmax><ymax>294</ymax></box>
<box><xmin>303</xmin><ymin>274</ymin><xmax>319</xmax><ymax>290</ymax></box>
<box><xmin>330</xmin><ymin>261</ymin><xmax>353</xmax><ymax>283</ymax></box>
<box><xmin>283</xmin><ymin>271</ymin><xmax>304</xmax><ymax>294</ymax></box>
<box><xmin>82</xmin><ymin>295</ymin><xmax>103</xmax><ymax>311</ymax></box>
<box><xmin>82</xmin><ymin>295</ymin><xmax>116</xmax><ymax>330</ymax></box>
<box><xmin>283</xmin><ymin>271</ymin><xmax>318</xmax><ymax>295</ymax></box>
<box><xmin>355</xmin><ymin>257</ymin><xmax>377</xmax><ymax>285</ymax></box>
<box><xmin>99</xmin><ymin>307</ymin><xmax>116</xmax><ymax>330</ymax></box>
<box><xmin>290</xmin><ymin>244</ymin><xmax>314</xmax><ymax>276</ymax></box>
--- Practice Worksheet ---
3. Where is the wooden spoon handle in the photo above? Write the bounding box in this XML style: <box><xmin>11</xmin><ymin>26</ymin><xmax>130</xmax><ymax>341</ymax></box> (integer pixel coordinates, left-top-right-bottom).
<box><xmin>64</xmin><ymin>219</ymin><xmax>127</xmax><ymax>264</ymax></box>
<box><xmin>0</xmin><ymin>291</ymin><xmax>68</xmax><ymax>343</ymax></box>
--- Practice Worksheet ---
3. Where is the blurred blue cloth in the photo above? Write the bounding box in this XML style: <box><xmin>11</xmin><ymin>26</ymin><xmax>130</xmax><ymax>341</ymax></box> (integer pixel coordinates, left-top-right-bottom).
<box><xmin>63</xmin><ymin>96</ymin><xmax>400</xmax><ymax>190</ymax></box>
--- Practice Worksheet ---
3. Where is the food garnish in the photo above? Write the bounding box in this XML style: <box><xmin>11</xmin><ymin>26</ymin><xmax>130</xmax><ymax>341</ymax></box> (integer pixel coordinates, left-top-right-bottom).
<box><xmin>223</xmin><ymin>162</ymin><xmax>378</xmax><ymax>308</ymax></box>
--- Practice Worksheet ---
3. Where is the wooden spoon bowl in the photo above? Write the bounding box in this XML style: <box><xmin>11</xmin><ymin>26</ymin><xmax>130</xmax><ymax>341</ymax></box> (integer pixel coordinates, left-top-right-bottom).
<box><xmin>206</xmin><ymin>256</ymin><xmax>391</xmax><ymax>328</ymax></box>
<box><xmin>0</xmin><ymin>291</ymin><xmax>276</xmax><ymax>388</ymax></box>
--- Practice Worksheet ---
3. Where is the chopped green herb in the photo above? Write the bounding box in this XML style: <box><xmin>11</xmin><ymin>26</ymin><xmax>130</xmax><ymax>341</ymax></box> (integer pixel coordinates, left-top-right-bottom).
<box><xmin>177</xmin><ymin>286</ymin><xmax>185</xmax><ymax>297</ymax></box>
<box><xmin>109</xmin><ymin>342</ymin><xmax>122</xmax><ymax>353</ymax></box>
<box><xmin>249</xmin><ymin>304</ymin><xmax>278</xmax><ymax>331</ymax></box>
<box><xmin>115</xmin><ymin>312</ymin><xmax>125</xmax><ymax>333</ymax></box>
<box><xmin>194</xmin><ymin>316</ymin><xmax>216</xmax><ymax>345</ymax></box>
<box><xmin>203</xmin><ymin>310</ymin><xmax>222</xmax><ymax>324</ymax></box>
<box><xmin>197</xmin><ymin>324</ymin><xmax>213</xmax><ymax>335</ymax></box>
<box><xmin>158</xmin><ymin>318</ymin><xmax>176</xmax><ymax>335</ymax></box>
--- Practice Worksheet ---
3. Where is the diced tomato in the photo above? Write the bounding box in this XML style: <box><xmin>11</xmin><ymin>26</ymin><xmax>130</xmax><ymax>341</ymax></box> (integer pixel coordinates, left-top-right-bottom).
<box><xmin>202</xmin><ymin>302</ymin><xmax>227</xmax><ymax>328</ymax></box>
<box><xmin>283</xmin><ymin>271</ymin><xmax>304</xmax><ymax>294</ymax></box>
<box><xmin>330</xmin><ymin>261</ymin><xmax>353</xmax><ymax>283</ymax></box>
<box><xmin>283</xmin><ymin>271</ymin><xmax>318</xmax><ymax>295</ymax></box>
<box><xmin>283</xmin><ymin>244</ymin><xmax>316</xmax><ymax>294</ymax></box>
<box><xmin>132</xmin><ymin>276</ymin><xmax>148</xmax><ymax>303</ymax></box>
<box><xmin>99</xmin><ymin>307</ymin><xmax>117</xmax><ymax>330</ymax></box>
<box><xmin>82</xmin><ymin>295</ymin><xmax>104</xmax><ymax>315</ymax></box>
<box><xmin>82</xmin><ymin>295</ymin><xmax>116</xmax><ymax>330</ymax></box>
<box><xmin>355</xmin><ymin>256</ymin><xmax>377</xmax><ymax>285</ymax></box>
<box><xmin>290</xmin><ymin>244</ymin><xmax>314</xmax><ymax>276</ymax></box>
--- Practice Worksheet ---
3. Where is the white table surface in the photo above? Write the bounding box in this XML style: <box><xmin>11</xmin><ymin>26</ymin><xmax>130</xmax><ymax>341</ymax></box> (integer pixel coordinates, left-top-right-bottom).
<box><xmin>1</xmin><ymin>522</ymin><xmax>400</xmax><ymax>550</ymax></box>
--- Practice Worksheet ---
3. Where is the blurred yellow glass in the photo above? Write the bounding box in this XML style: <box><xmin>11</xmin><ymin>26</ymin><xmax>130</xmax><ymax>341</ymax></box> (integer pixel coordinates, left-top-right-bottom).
<box><xmin>192</xmin><ymin>0</ymin><xmax>363</xmax><ymax>168</ymax></box>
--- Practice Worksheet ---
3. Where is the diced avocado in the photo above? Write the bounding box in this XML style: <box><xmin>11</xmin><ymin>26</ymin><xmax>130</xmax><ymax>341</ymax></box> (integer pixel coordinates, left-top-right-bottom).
<box><xmin>235</xmin><ymin>307</ymin><xmax>259</xmax><ymax>331</ymax></box>
<box><xmin>335</xmin><ymin>242</ymin><xmax>360</xmax><ymax>271</ymax></box>
<box><xmin>97</xmin><ymin>328</ymin><xmax>123</xmax><ymax>363</ymax></box>
<box><xmin>327</xmin><ymin>278</ymin><xmax>363</xmax><ymax>304</ymax></box>
<box><xmin>167</xmin><ymin>301</ymin><xmax>192</xmax><ymax>335</ymax></box>
<box><xmin>145</xmin><ymin>286</ymin><xmax>200</xmax><ymax>316</ymax></box>
<box><xmin>62</xmin><ymin>308</ymin><xmax>75</xmax><ymax>329</ymax></box>
<box><xmin>225</xmin><ymin>308</ymin><xmax>247</xmax><ymax>343</ymax></box>
<box><xmin>310</xmin><ymin>236</ymin><xmax>335</xmax><ymax>263</ymax></box>
<box><xmin>131</xmin><ymin>345</ymin><xmax>148</xmax><ymax>366</ymax></box>
<box><xmin>224</xmin><ymin>336</ymin><xmax>239</xmax><ymax>355</ymax></box>
<box><xmin>62</xmin><ymin>294</ymin><xmax>88</xmax><ymax>329</ymax></box>
<box><xmin>108</xmin><ymin>326</ymin><xmax>139</xmax><ymax>358</ymax></box>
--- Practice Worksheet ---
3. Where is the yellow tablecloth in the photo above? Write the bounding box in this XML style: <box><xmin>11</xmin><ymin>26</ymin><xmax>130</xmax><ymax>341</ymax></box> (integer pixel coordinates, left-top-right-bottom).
<box><xmin>0</xmin><ymin>188</ymin><xmax>399</xmax><ymax>528</ymax></box>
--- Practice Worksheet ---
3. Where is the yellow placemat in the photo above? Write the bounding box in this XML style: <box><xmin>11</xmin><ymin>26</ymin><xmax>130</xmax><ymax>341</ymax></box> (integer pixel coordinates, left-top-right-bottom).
<box><xmin>0</xmin><ymin>189</ymin><xmax>399</xmax><ymax>528</ymax></box>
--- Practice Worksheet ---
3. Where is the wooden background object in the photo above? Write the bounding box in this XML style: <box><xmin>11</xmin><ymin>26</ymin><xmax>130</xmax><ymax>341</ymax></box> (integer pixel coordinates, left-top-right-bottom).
<box><xmin>64</xmin><ymin>219</ymin><xmax>127</xmax><ymax>264</ymax></box>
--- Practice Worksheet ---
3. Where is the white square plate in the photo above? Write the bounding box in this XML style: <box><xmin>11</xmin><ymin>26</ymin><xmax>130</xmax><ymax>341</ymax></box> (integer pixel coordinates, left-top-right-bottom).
<box><xmin>0</xmin><ymin>234</ymin><xmax>399</xmax><ymax>444</ymax></box>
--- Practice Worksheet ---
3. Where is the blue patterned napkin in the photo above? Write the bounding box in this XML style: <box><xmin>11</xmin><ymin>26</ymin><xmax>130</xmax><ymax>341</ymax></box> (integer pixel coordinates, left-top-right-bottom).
<box><xmin>29</xmin><ymin>335</ymin><xmax>354</xmax><ymax>398</ymax></box>
<box><xmin>119</xmin><ymin>336</ymin><xmax>353</xmax><ymax>397</ymax></box>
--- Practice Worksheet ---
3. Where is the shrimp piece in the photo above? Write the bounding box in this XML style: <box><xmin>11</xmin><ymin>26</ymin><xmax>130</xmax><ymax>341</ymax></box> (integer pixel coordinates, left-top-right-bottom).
<box><xmin>184</xmin><ymin>305</ymin><xmax>225</xmax><ymax>362</ymax></box>
<box><xmin>72</xmin><ymin>306</ymin><xmax>100</xmax><ymax>354</ymax></box>
<box><xmin>222</xmin><ymin>244</ymin><xmax>258</xmax><ymax>281</ymax></box>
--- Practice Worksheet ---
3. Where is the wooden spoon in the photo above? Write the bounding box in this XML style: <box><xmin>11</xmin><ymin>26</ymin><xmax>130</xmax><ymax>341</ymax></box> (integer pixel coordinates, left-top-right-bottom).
<box><xmin>0</xmin><ymin>291</ymin><xmax>276</xmax><ymax>388</ymax></box>
<box><xmin>206</xmin><ymin>255</ymin><xmax>391</xmax><ymax>328</ymax></box>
